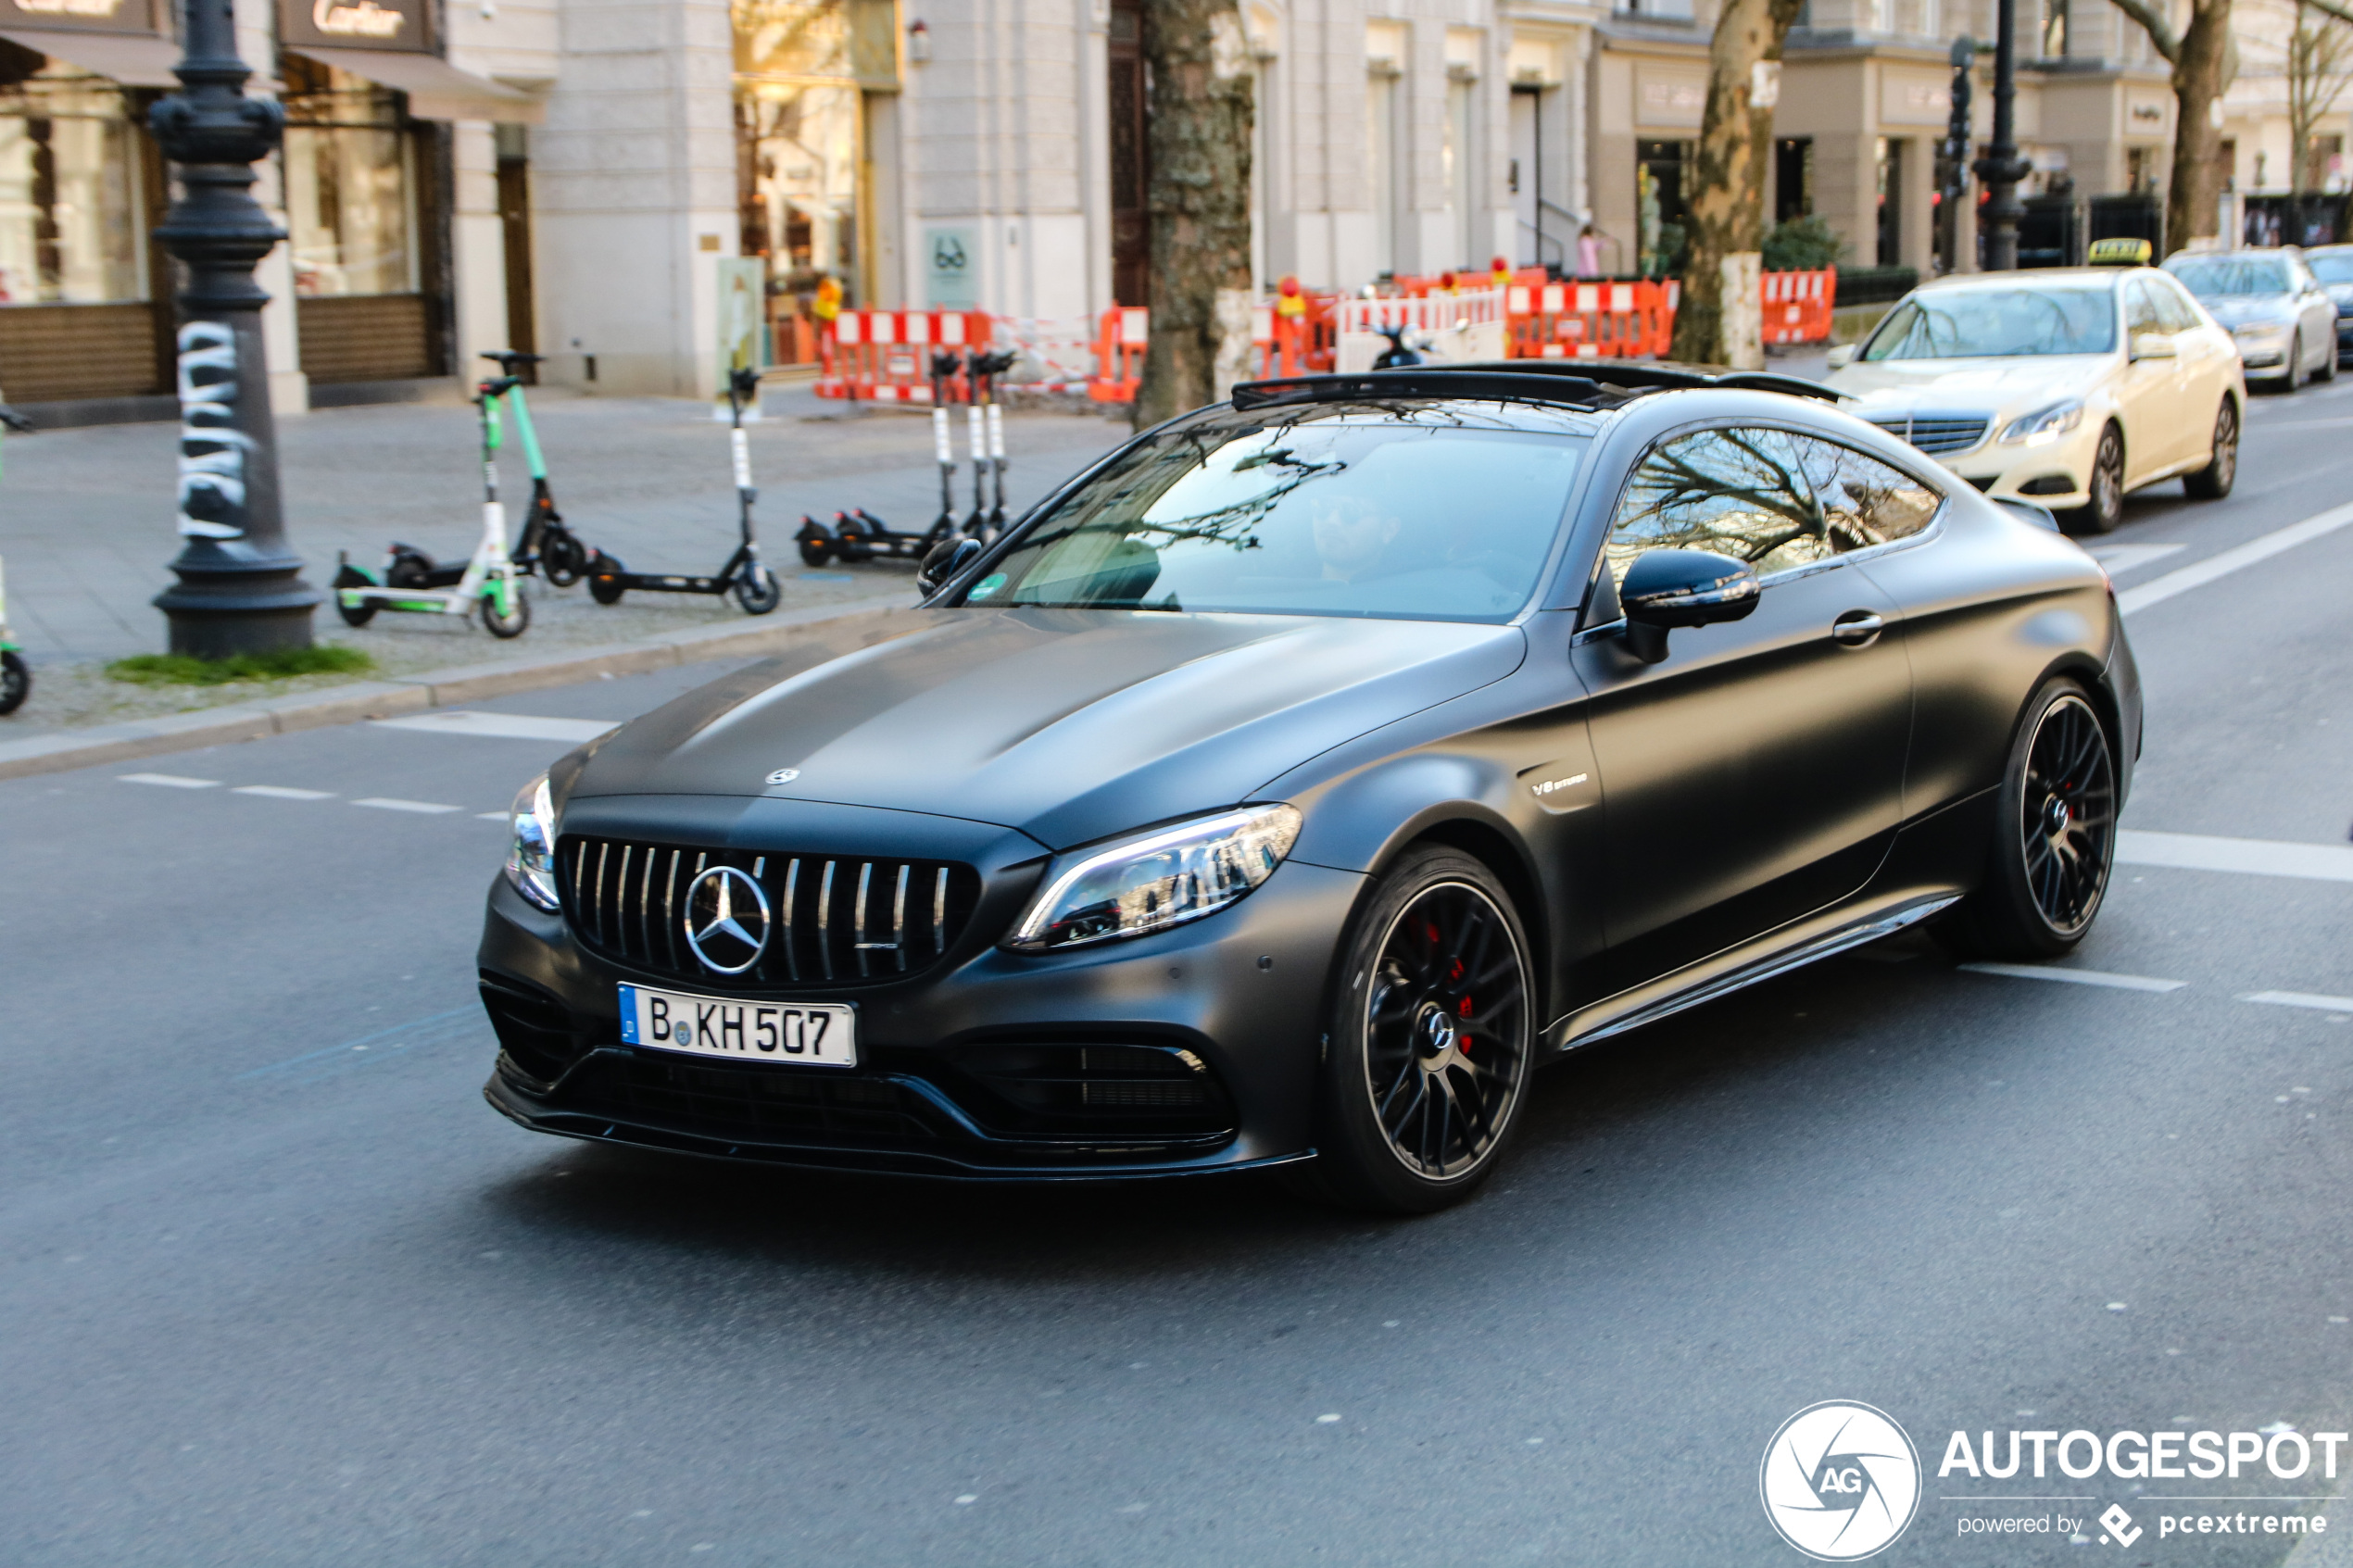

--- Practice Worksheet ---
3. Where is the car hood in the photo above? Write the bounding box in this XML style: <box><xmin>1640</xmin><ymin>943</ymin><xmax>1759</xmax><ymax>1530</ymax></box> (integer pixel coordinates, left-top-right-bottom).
<box><xmin>1827</xmin><ymin>355</ymin><xmax>2111</xmax><ymax>420</ymax></box>
<box><xmin>563</xmin><ymin>607</ymin><xmax>1528</xmax><ymax>851</ymax></box>
<box><xmin>2326</xmin><ymin>282</ymin><xmax>2353</xmax><ymax>309</ymax></box>
<box><xmin>2196</xmin><ymin>295</ymin><xmax>2294</xmax><ymax>327</ymax></box>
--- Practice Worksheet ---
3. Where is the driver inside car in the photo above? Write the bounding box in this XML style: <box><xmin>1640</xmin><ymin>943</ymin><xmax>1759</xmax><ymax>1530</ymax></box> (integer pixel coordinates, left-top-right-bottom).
<box><xmin>1311</xmin><ymin>492</ymin><xmax>1405</xmax><ymax>583</ymax></box>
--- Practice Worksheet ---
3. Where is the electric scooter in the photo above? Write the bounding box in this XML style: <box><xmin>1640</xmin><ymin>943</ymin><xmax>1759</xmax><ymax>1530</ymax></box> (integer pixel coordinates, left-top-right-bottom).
<box><xmin>381</xmin><ymin>353</ymin><xmax>588</xmax><ymax>591</ymax></box>
<box><xmin>967</xmin><ymin>348</ymin><xmax>1016</xmax><ymax>537</ymax></box>
<box><xmin>0</xmin><ymin>405</ymin><xmax>33</xmax><ymax>716</ymax></box>
<box><xmin>333</xmin><ymin>375</ymin><xmax>532</xmax><ymax>638</ymax></box>
<box><xmin>581</xmin><ymin>368</ymin><xmax>782</xmax><ymax>614</ymax></box>
<box><xmin>797</xmin><ymin>348</ymin><xmax>1021</xmax><ymax>567</ymax></box>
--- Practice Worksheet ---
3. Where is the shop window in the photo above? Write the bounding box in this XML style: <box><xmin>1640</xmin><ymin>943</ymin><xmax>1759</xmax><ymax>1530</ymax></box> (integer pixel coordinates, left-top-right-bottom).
<box><xmin>2040</xmin><ymin>0</ymin><xmax>2070</xmax><ymax>57</ymax></box>
<box><xmin>281</xmin><ymin>57</ymin><xmax>418</xmax><ymax>298</ymax></box>
<box><xmin>1876</xmin><ymin>136</ymin><xmax>1904</xmax><ymax>266</ymax></box>
<box><xmin>1637</xmin><ymin>140</ymin><xmax>1689</xmax><ymax>278</ymax></box>
<box><xmin>0</xmin><ymin>50</ymin><xmax>145</xmax><ymax>306</ymax></box>
<box><xmin>736</xmin><ymin>0</ymin><xmax>863</xmax><ymax>356</ymax></box>
<box><xmin>2306</xmin><ymin>134</ymin><xmax>2344</xmax><ymax>194</ymax></box>
<box><xmin>1776</xmin><ymin>138</ymin><xmax>1815</xmax><ymax>224</ymax></box>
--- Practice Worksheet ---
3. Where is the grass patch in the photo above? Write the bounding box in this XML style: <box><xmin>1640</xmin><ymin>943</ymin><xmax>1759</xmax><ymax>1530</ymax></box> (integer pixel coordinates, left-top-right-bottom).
<box><xmin>107</xmin><ymin>645</ymin><xmax>376</xmax><ymax>686</ymax></box>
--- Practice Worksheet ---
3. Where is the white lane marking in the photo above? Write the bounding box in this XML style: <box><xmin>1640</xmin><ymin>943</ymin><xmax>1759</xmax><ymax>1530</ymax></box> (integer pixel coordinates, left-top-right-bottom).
<box><xmin>2242</xmin><ymin>990</ymin><xmax>2353</xmax><ymax>1013</ymax></box>
<box><xmin>476</xmin><ymin>810</ymin><xmax>509</xmax><ymax>821</ymax></box>
<box><xmin>120</xmin><ymin>772</ymin><xmax>220</xmax><ymax>789</ymax></box>
<box><xmin>232</xmin><ymin>784</ymin><xmax>334</xmax><ymax>800</ymax></box>
<box><xmin>2116</xmin><ymin>829</ymin><xmax>2353</xmax><ymax>884</ymax></box>
<box><xmin>1957</xmin><ymin>962</ymin><xmax>2188</xmax><ymax>992</ymax></box>
<box><xmin>2085</xmin><ymin>542</ymin><xmax>2187</xmax><ymax>576</ymax></box>
<box><xmin>372</xmin><ymin>710</ymin><xmax>619</xmax><ymax>744</ymax></box>
<box><xmin>351</xmin><ymin>797</ymin><xmax>465</xmax><ymax>814</ymax></box>
<box><xmin>2118</xmin><ymin>501</ymin><xmax>2353</xmax><ymax>614</ymax></box>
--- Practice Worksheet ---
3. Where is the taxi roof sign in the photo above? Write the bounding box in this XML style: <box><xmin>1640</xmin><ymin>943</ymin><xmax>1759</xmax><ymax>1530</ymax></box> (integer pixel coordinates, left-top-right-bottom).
<box><xmin>2087</xmin><ymin>237</ymin><xmax>2155</xmax><ymax>266</ymax></box>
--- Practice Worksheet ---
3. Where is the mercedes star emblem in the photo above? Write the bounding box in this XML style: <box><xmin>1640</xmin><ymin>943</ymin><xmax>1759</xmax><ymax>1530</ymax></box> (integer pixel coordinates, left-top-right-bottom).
<box><xmin>766</xmin><ymin>768</ymin><xmax>800</xmax><ymax>785</ymax></box>
<box><xmin>683</xmin><ymin>865</ymin><xmax>771</xmax><ymax>974</ymax></box>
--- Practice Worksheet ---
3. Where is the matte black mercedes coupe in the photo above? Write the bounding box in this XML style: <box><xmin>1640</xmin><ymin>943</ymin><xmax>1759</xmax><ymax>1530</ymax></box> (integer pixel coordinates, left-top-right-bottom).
<box><xmin>478</xmin><ymin>363</ymin><xmax>2142</xmax><ymax>1213</ymax></box>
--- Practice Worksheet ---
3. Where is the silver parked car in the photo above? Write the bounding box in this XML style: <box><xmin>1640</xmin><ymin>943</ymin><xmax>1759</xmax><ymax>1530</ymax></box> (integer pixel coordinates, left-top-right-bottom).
<box><xmin>2162</xmin><ymin>248</ymin><xmax>2339</xmax><ymax>388</ymax></box>
<box><xmin>2301</xmin><ymin>245</ymin><xmax>2353</xmax><ymax>364</ymax></box>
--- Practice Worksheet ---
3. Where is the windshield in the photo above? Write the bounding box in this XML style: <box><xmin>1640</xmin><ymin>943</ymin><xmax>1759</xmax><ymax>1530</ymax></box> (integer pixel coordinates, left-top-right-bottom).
<box><xmin>960</xmin><ymin>405</ymin><xmax>1588</xmax><ymax>621</ymax></box>
<box><xmin>1861</xmin><ymin>287</ymin><xmax>2118</xmax><ymax>359</ymax></box>
<box><xmin>2309</xmin><ymin>253</ymin><xmax>2353</xmax><ymax>285</ymax></box>
<box><xmin>2167</xmin><ymin>257</ymin><xmax>2293</xmax><ymax>297</ymax></box>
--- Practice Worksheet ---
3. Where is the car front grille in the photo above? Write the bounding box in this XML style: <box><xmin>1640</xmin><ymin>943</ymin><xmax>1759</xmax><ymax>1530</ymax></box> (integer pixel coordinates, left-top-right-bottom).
<box><xmin>1866</xmin><ymin>413</ymin><xmax>1991</xmax><ymax>455</ymax></box>
<box><xmin>559</xmin><ymin>835</ymin><xmax>982</xmax><ymax>988</ymax></box>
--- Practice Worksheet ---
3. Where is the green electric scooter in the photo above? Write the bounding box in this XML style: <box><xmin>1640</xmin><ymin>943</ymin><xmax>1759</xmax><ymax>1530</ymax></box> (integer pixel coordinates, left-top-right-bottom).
<box><xmin>380</xmin><ymin>353</ymin><xmax>587</xmax><ymax>592</ymax></box>
<box><xmin>333</xmin><ymin>374</ymin><xmax>532</xmax><ymax>638</ymax></box>
<box><xmin>0</xmin><ymin>405</ymin><xmax>33</xmax><ymax>715</ymax></box>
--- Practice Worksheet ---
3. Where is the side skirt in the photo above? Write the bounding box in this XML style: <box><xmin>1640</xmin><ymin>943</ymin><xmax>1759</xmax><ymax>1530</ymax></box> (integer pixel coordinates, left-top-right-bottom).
<box><xmin>1546</xmin><ymin>891</ymin><xmax>1962</xmax><ymax>1053</ymax></box>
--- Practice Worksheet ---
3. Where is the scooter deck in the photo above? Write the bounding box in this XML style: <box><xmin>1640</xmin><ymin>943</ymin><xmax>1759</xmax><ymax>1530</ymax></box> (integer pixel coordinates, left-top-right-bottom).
<box><xmin>605</xmin><ymin>573</ymin><xmax>728</xmax><ymax>594</ymax></box>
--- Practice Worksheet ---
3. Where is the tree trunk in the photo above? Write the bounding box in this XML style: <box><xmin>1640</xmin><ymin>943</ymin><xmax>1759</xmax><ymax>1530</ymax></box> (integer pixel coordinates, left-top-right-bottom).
<box><xmin>1133</xmin><ymin>0</ymin><xmax>1254</xmax><ymax>430</ymax></box>
<box><xmin>1668</xmin><ymin>0</ymin><xmax>1803</xmax><ymax>367</ymax></box>
<box><xmin>2166</xmin><ymin>0</ymin><xmax>2233</xmax><ymax>254</ymax></box>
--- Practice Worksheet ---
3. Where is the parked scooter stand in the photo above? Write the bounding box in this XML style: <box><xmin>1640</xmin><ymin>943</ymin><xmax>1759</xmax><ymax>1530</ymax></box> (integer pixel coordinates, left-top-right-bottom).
<box><xmin>0</xmin><ymin>405</ymin><xmax>34</xmax><ymax>716</ymax></box>
<box><xmin>969</xmin><ymin>349</ymin><xmax>1017</xmax><ymax>537</ymax></box>
<box><xmin>582</xmin><ymin>368</ymin><xmax>782</xmax><ymax>615</ymax></box>
<box><xmin>382</xmin><ymin>353</ymin><xmax>588</xmax><ymax>591</ymax></box>
<box><xmin>333</xmin><ymin>377</ymin><xmax>532</xmax><ymax>638</ymax></box>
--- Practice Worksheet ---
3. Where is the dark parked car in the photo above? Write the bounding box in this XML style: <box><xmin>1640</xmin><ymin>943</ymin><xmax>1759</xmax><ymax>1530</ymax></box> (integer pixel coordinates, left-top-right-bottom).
<box><xmin>479</xmin><ymin>364</ymin><xmax>2142</xmax><ymax>1213</ymax></box>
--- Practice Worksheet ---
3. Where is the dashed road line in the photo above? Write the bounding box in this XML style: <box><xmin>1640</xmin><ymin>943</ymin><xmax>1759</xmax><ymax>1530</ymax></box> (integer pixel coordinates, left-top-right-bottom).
<box><xmin>2086</xmin><ymin>542</ymin><xmax>2187</xmax><ymax>577</ymax></box>
<box><xmin>1957</xmin><ymin>962</ymin><xmax>2189</xmax><ymax>993</ymax></box>
<box><xmin>351</xmin><ymin>797</ymin><xmax>466</xmax><ymax>815</ymax></box>
<box><xmin>120</xmin><ymin>772</ymin><xmax>220</xmax><ymax>789</ymax></box>
<box><xmin>231</xmin><ymin>784</ymin><xmax>334</xmax><ymax>800</ymax></box>
<box><xmin>371</xmin><ymin>710</ymin><xmax>619</xmax><ymax>744</ymax></box>
<box><xmin>2116</xmin><ymin>829</ymin><xmax>2353</xmax><ymax>884</ymax></box>
<box><xmin>2118</xmin><ymin>501</ymin><xmax>2353</xmax><ymax>614</ymax></box>
<box><xmin>2242</xmin><ymin>991</ymin><xmax>2353</xmax><ymax>1014</ymax></box>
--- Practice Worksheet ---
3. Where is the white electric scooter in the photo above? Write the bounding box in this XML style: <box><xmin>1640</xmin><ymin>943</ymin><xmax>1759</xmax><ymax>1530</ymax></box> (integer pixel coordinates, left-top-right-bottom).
<box><xmin>333</xmin><ymin>373</ymin><xmax>531</xmax><ymax>638</ymax></box>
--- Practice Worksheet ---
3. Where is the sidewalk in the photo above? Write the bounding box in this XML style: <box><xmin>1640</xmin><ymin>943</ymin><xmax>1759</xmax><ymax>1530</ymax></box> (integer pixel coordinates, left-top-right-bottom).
<box><xmin>0</xmin><ymin>379</ymin><xmax>1129</xmax><ymax>731</ymax></box>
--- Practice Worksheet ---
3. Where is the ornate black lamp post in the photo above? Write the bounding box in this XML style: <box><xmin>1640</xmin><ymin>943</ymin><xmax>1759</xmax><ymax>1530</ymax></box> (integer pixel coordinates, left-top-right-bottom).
<box><xmin>148</xmin><ymin>0</ymin><xmax>317</xmax><ymax>658</ymax></box>
<box><xmin>1971</xmin><ymin>0</ymin><xmax>2033</xmax><ymax>270</ymax></box>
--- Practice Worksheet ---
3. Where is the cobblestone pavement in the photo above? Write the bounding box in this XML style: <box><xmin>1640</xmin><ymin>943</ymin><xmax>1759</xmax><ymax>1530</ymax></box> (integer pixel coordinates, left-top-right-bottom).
<box><xmin>0</xmin><ymin>379</ymin><xmax>1131</xmax><ymax>694</ymax></box>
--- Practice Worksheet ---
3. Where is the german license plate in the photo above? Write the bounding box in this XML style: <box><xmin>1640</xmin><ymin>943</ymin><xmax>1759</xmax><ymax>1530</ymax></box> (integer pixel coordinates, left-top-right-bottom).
<box><xmin>617</xmin><ymin>984</ymin><xmax>856</xmax><ymax>1068</ymax></box>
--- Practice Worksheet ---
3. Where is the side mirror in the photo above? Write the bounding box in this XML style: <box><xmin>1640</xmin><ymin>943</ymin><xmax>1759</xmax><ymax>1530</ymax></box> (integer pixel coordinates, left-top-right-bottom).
<box><xmin>2130</xmin><ymin>332</ymin><xmax>2177</xmax><ymax>360</ymax></box>
<box><xmin>1618</xmin><ymin>548</ymin><xmax>1761</xmax><ymax>663</ymax></box>
<box><xmin>917</xmin><ymin>535</ymin><xmax>984</xmax><ymax>597</ymax></box>
<box><xmin>1826</xmin><ymin>344</ymin><xmax>1857</xmax><ymax>370</ymax></box>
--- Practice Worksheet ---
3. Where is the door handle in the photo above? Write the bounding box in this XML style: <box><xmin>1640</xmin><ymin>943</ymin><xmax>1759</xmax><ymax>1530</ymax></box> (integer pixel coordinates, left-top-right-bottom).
<box><xmin>1831</xmin><ymin>611</ymin><xmax>1884</xmax><ymax>646</ymax></box>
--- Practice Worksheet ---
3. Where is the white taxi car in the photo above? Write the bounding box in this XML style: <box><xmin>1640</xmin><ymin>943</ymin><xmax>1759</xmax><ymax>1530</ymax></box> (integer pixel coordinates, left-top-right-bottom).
<box><xmin>1825</xmin><ymin>267</ymin><xmax>2245</xmax><ymax>533</ymax></box>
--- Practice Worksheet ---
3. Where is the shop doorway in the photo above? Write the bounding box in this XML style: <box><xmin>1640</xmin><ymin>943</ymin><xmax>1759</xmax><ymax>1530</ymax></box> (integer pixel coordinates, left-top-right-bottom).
<box><xmin>1636</xmin><ymin>140</ymin><xmax>1690</xmax><ymax>277</ymax></box>
<box><xmin>1875</xmin><ymin>137</ymin><xmax>1905</xmax><ymax>267</ymax></box>
<box><xmin>1109</xmin><ymin>0</ymin><xmax>1149</xmax><ymax>306</ymax></box>
<box><xmin>496</xmin><ymin>126</ymin><xmax>535</xmax><ymax>378</ymax></box>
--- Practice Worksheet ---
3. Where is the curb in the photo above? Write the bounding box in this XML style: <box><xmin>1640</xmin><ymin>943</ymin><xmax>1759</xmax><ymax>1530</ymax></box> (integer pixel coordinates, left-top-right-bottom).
<box><xmin>0</xmin><ymin>590</ymin><xmax>922</xmax><ymax>783</ymax></box>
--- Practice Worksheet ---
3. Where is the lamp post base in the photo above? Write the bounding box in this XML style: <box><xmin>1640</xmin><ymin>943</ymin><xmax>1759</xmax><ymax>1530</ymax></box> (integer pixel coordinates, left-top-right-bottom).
<box><xmin>153</xmin><ymin>536</ymin><xmax>321</xmax><ymax>659</ymax></box>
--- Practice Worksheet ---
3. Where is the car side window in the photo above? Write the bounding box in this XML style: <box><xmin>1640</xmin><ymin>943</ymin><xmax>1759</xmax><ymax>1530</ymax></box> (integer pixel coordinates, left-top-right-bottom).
<box><xmin>2152</xmin><ymin>278</ymin><xmax>2203</xmax><ymax>332</ymax></box>
<box><xmin>1788</xmin><ymin>436</ymin><xmax>1942</xmax><ymax>547</ymax></box>
<box><xmin>1608</xmin><ymin>426</ymin><xmax>1834</xmax><ymax>583</ymax></box>
<box><xmin>2122</xmin><ymin>278</ymin><xmax>2164</xmax><ymax>338</ymax></box>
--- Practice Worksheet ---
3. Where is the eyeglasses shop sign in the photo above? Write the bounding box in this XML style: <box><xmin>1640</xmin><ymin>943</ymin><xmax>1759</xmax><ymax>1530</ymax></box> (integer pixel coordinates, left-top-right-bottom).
<box><xmin>278</xmin><ymin>0</ymin><xmax>434</xmax><ymax>54</ymax></box>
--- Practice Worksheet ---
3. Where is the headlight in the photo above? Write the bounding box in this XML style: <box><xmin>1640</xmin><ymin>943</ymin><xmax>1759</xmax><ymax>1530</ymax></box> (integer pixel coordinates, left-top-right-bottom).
<box><xmin>1997</xmin><ymin>399</ymin><xmax>2085</xmax><ymax>446</ymax></box>
<box><xmin>2233</xmin><ymin>321</ymin><xmax>2289</xmax><ymax>341</ymax></box>
<box><xmin>505</xmin><ymin>772</ymin><xmax>560</xmax><ymax>911</ymax></box>
<box><xmin>1006</xmin><ymin>803</ymin><xmax>1302</xmax><ymax>951</ymax></box>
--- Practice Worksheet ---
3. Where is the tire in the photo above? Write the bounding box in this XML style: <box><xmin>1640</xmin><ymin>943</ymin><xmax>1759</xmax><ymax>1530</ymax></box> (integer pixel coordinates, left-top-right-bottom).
<box><xmin>1939</xmin><ymin>680</ymin><xmax>2118</xmax><ymax>961</ymax></box>
<box><xmin>1292</xmin><ymin>847</ymin><xmax>1536</xmax><ymax>1214</ymax></box>
<box><xmin>2182</xmin><ymin>398</ymin><xmax>2238</xmax><ymax>500</ymax></box>
<box><xmin>2290</xmin><ymin>331</ymin><xmax>2309</xmax><ymax>391</ymax></box>
<box><xmin>480</xmin><ymin>583</ymin><xmax>531</xmax><ymax>638</ymax></box>
<box><xmin>798</xmin><ymin>538</ymin><xmax>831</xmax><ymax>569</ymax></box>
<box><xmin>2321</xmin><ymin>338</ymin><xmax>2339</xmax><ymax>383</ymax></box>
<box><xmin>0</xmin><ymin>648</ymin><xmax>28</xmax><ymax>716</ymax></box>
<box><xmin>587</xmin><ymin>554</ymin><xmax>627</xmax><ymax>606</ymax></box>
<box><xmin>332</xmin><ymin>563</ymin><xmax>378</xmax><ymax>628</ymax></box>
<box><xmin>384</xmin><ymin>547</ymin><xmax>435</xmax><ymax>590</ymax></box>
<box><xmin>540</xmin><ymin>526</ymin><xmax>588</xmax><ymax>587</ymax></box>
<box><xmin>734</xmin><ymin>562</ymin><xmax>782</xmax><ymax>615</ymax></box>
<box><xmin>2062</xmin><ymin>424</ymin><xmax>2124</xmax><ymax>535</ymax></box>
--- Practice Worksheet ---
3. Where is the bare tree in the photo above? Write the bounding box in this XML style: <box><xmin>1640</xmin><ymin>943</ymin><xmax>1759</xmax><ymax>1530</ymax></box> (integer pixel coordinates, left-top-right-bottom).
<box><xmin>1667</xmin><ymin>0</ymin><xmax>1806</xmax><ymax>368</ymax></box>
<box><xmin>2108</xmin><ymin>0</ymin><xmax>2238</xmax><ymax>253</ymax></box>
<box><xmin>2289</xmin><ymin>0</ymin><xmax>2353</xmax><ymax>192</ymax></box>
<box><xmin>1132</xmin><ymin>0</ymin><xmax>1255</xmax><ymax>429</ymax></box>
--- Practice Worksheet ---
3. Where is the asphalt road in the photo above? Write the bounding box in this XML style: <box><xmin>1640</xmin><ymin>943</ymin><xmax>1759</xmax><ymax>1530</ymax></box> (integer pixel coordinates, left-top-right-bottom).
<box><xmin>6</xmin><ymin>382</ymin><xmax>2353</xmax><ymax>1566</ymax></box>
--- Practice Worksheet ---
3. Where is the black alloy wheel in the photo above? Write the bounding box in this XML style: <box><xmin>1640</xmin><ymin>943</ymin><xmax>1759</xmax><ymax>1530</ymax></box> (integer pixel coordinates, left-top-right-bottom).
<box><xmin>0</xmin><ymin>647</ymin><xmax>28</xmax><ymax>715</ymax></box>
<box><xmin>1298</xmin><ymin>847</ymin><xmax>1533</xmax><ymax>1213</ymax></box>
<box><xmin>2183</xmin><ymin>399</ymin><xmax>2237</xmax><ymax>500</ymax></box>
<box><xmin>1942</xmin><ymin>682</ymin><xmax>2117</xmax><ymax>960</ymax></box>
<box><xmin>2066</xmin><ymin>424</ymin><xmax>2124</xmax><ymax>535</ymax></box>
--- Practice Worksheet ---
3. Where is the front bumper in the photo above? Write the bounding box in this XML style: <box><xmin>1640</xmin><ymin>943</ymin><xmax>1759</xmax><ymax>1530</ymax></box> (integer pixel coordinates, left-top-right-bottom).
<box><xmin>1937</xmin><ymin>417</ymin><xmax>2104</xmax><ymax>509</ymax></box>
<box><xmin>477</xmin><ymin>854</ymin><xmax>1366</xmax><ymax>1180</ymax></box>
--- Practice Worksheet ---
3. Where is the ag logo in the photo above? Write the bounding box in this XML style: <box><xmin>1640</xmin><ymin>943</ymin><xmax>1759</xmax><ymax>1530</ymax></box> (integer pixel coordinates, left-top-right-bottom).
<box><xmin>1760</xmin><ymin>1401</ymin><xmax>1921</xmax><ymax>1561</ymax></box>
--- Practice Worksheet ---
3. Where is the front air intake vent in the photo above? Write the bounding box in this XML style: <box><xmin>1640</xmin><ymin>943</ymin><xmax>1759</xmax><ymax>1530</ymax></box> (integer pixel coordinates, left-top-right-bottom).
<box><xmin>559</xmin><ymin>836</ymin><xmax>981</xmax><ymax>988</ymax></box>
